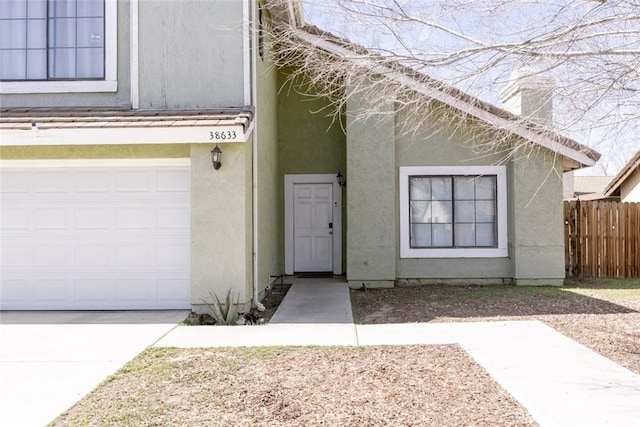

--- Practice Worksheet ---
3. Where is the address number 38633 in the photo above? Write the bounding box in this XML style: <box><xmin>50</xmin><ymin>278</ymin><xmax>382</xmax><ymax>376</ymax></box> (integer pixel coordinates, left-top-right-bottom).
<box><xmin>209</xmin><ymin>130</ymin><xmax>237</xmax><ymax>141</ymax></box>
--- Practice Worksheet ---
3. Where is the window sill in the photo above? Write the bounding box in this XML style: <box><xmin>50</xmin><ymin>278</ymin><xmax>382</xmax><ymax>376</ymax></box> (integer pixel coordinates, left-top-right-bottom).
<box><xmin>400</xmin><ymin>247</ymin><xmax>509</xmax><ymax>259</ymax></box>
<box><xmin>0</xmin><ymin>80</ymin><xmax>118</xmax><ymax>94</ymax></box>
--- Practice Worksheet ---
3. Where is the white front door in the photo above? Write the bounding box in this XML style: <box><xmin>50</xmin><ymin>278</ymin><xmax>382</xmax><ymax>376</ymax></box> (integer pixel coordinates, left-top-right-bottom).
<box><xmin>284</xmin><ymin>174</ymin><xmax>342</xmax><ymax>275</ymax></box>
<box><xmin>293</xmin><ymin>183</ymin><xmax>333</xmax><ymax>272</ymax></box>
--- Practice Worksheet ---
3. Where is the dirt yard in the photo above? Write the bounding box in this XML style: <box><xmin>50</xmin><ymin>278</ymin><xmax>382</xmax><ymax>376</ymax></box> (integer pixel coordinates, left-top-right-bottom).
<box><xmin>352</xmin><ymin>278</ymin><xmax>640</xmax><ymax>374</ymax></box>
<box><xmin>50</xmin><ymin>278</ymin><xmax>638</xmax><ymax>426</ymax></box>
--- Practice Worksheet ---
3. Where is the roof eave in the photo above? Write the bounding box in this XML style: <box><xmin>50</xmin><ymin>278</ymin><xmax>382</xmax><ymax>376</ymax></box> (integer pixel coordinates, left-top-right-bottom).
<box><xmin>603</xmin><ymin>150</ymin><xmax>640</xmax><ymax>196</ymax></box>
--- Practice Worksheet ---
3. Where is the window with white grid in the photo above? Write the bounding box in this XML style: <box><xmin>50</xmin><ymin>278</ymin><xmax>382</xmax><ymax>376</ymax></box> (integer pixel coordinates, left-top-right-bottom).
<box><xmin>400</xmin><ymin>166</ymin><xmax>508</xmax><ymax>258</ymax></box>
<box><xmin>0</xmin><ymin>0</ymin><xmax>116</xmax><ymax>93</ymax></box>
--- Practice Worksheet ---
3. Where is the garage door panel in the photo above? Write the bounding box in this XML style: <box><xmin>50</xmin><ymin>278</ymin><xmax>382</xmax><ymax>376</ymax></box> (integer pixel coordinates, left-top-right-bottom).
<box><xmin>75</xmin><ymin>207</ymin><xmax>112</xmax><ymax>229</ymax></box>
<box><xmin>1</xmin><ymin>245</ymin><xmax>31</xmax><ymax>267</ymax></box>
<box><xmin>116</xmin><ymin>207</ymin><xmax>152</xmax><ymax>229</ymax></box>
<box><xmin>34</xmin><ymin>280</ymin><xmax>70</xmax><ymax>304</ymax></box>
<box><xmin>157</xmin><ymin>239</ymin><xmax>190</xmax><ymax>266</ymax></box>
<box><xmin>157</xmin><ymin>278</ymin><xmax>190</xmax><ymax>302</ymax></box>
<box><xmin>157</xmin><ymin>206</ymin><xmax>189</xmax><ymax>229</ymax></box>
<box><xmin>34</xmin><ymin>245</ymin><xmax>70</xmax><ymax>267</ymax></box>
<box><xmin>0</xmin><ymin>170</ymin><xmax>28</xmax><ymax>192</ymax></box>
<box><xmin>75</xmin><ymin>279</ymin><xmax>112</xmax><ymax>304</ymax></box>
<box><xmin>157</xmin><ymin>169</ymin><xmax>190</xmax><ymax>192</ymax></box>
<box><xmin>116</xmin><ymin>169</ymin><xmax>151</xmax><ymax>192</ymax></box>
<box><xmin>33</xmin><ymin>171</ymin><xmax>72</xmax><ymax>193</ymax></box>
<box><xmin>76</xmin><ymin>170</ymin><xmax>113</xmax><ymax>192</ymax></box>
<box><xmin>115</xmin><ymin>242</ymin><xmax>150</xmax><ymax>267</ymax></box>
<box><xmin>75</xmin><ymin>243</ymin><xmax>112</xmax><ymax>267</ymax></box>
<box><xmin>0</xmin><ymin>278</ymin><xmax>29</xmax><ymax>303</ymax></box>
<box><xmin>1</xmin><ymin>208</ymin><xmax>29</xmax><ymax>229</ymax></box>
<box><xmin>0</xmin><ymin>161</ymin><xmax>191</xmax><ymax>310</ymax></box>
<box><xmin>35</xmin><ymin>207</ymin><xmax>69</xmax><ymax>229</ymax></box>
<box><xmin>116</xmin><ymin>278</ymin><xmax>152</xmax><ymax>304</ymax></box>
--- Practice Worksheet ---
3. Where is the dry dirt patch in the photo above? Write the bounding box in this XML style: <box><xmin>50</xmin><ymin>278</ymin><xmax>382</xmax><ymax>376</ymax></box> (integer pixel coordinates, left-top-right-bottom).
<box><xmin>51</xmin><ymin>346</ymin><xmax>536</xmax><ymax>427</ymax></box>
<box><xmin>51</xmin><ymin>278</ymin><xmax>637</xmax><ymax>426</ymax></box>
<box><xmin>352</xmin><ymin>278</ymin><xmax>640</xmax><ymax>374</ymax></box>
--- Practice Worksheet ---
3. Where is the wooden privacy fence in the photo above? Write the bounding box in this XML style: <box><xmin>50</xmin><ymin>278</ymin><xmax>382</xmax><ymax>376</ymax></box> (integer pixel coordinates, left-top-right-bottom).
<box><xmin>564</xmin><ymin>200</ymin><xmax>640</xmax><ymax>278</ymax></box>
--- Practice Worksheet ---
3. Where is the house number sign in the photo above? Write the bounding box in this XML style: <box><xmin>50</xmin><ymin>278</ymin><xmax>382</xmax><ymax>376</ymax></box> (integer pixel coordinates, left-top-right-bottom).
<box><xmin>209</xmin><ymin>130</ymin><xmax>237</xmax><ymax>141</ymax></box>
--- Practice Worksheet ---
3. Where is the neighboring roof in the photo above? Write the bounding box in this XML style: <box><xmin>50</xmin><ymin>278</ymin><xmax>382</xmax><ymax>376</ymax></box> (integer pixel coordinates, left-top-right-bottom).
<box><xmin>574</xmin><ymin>176</ymin><xmax>612</xmax><ymax>196</ymax></box>
<box><xmin>268</xmin><ymin>0</ymin><xmax>600</xmax><ymax>170</ymax></box>
<box><xmin>571</xmin><ymin>175</ymin><xmax>613</xmax><ymax>200</ymax></box>
<box><xmin>603</xmin><ymin>149</ymin><xmax>640</xmax><ymax>197</ymax></box>
<box><xmin>0</xmin><ymin>107</ymin><xmax>254</xmax><ymax>131</ymax></box>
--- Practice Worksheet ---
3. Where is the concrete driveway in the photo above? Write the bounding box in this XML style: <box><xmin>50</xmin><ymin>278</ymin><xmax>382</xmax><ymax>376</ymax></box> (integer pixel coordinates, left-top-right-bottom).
<box><xmin>0</xmin><ymin>310</ymin><xmax>188</xmax><ymax>427</ymax></box>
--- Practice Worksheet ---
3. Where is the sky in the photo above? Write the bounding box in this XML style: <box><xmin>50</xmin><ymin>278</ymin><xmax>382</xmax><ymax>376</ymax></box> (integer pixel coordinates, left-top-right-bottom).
<box><xmin>299</xmin><ymin>0</ymin><xmax>640</xmax><ymax>176</ymax></box>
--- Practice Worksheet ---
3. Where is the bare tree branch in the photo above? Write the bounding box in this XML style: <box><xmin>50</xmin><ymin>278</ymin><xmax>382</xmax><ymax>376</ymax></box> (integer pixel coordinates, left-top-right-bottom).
<box><xmin>266</xmin><ymin>0</ymin><xmax>638</xmax><ymax>172</ymax></box>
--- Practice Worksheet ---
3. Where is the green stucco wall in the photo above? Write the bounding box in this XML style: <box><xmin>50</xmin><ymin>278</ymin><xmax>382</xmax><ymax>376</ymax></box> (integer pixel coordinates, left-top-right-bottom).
<box><xmin>509</xmin><ymin>149</ymin><xmax>565</xmax><ymax>285</ymax></box>
<box><xmin>255</xmin><ymin>29</ymin><xmax>283</xmax><ymax>297</ymax></box>
<box><xmin>0</xmin><ymin>144</ymin><xmax>188</xmax><ymax>159</ymax></box>
<box><xmin>395</xmin><ymin>106</ymin><xmax>513</xmax><ymax>282</ymax></box>
<box><xmin>345</xmin><ymin>85</ymin><xmax>396</xmax><ymax>287</ymax></box>
<box><xmin>277</xmin><ymin>70</ymin><xmax>346</xmax><ymax>176</ymax></box>
<box><xmin>277</xmin><ymin>69</ymin><xmax>347</xmax><ymax>271</ymax></box>
<box><xmin>340</xmin><ymin>94</ymin><xmax>566</xmax><ymax>285</ymax></box>
<box><xmin>138</xmin><ymin>0</ymin><xmax>246</xmax><ymax>109</ymax></box>
<box><xmin>2</xmin><ymin>0</ymin><xmax>247</xmax><ymax>110</ymax></box>
<box><xmin>190</xmin><ymin>142</ymin><xmax>252</xmax><ymax>310</ymax></box>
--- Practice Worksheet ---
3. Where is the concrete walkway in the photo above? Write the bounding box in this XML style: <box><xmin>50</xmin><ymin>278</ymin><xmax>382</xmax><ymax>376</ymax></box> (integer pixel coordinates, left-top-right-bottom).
<box><xmin>0</xmin><ymin>310</ymin><xmax>189</xmax><ymax>427</ymax></box>
<box><xmin>270</xmin><ymin>277</ymin><xmax>353</xmax><ymax>324</ymax></box>
<box><xmin>156</xmin><ymin>279</ymin><xmax>640</xmax><ymax>427</ymax></box>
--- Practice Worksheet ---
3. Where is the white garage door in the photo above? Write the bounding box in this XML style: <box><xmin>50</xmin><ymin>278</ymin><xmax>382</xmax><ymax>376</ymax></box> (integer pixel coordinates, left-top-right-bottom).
<box><xmin>0</xmin><ymin>159</ymin><xmax>191</xmax><ymax>310</ymax></box>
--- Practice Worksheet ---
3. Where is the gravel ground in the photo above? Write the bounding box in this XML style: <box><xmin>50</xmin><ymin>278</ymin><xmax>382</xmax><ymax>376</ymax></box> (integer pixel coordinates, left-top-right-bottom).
<box><xmin>50</xmin><ymin>278</ymin><xmax>638</xmax><ymax>426</ymax></box>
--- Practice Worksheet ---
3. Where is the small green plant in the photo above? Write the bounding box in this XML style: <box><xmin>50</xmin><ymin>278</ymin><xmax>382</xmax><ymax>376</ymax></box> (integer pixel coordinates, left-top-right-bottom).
<box><xmin>202</xmin><ymin>289</ymin><xmax>240</xmax><ymax>325</ymax></box>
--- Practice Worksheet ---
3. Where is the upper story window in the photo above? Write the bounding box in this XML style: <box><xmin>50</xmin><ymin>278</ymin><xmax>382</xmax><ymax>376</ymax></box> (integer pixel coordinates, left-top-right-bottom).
<box><xmin>399</xmin><ymin>166</ymin><xmax>508</xmax><ymax>258</ymax></box>
<box><xmin>0</xmin><ymin>0</ymin><xmax>117</xmax><ymax>93</ymax></box>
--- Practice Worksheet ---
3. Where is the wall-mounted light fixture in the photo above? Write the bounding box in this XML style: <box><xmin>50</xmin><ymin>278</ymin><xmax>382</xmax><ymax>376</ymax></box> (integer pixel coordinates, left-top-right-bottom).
<box><xmin>336</xmin><ymin>171</ymin><xmax>346</xmax><ymax>187</ymax></box>
<box><xmin>211</xmin><ymin>145</ymin><xmax>222</xmax><ymax>170</ymax></box>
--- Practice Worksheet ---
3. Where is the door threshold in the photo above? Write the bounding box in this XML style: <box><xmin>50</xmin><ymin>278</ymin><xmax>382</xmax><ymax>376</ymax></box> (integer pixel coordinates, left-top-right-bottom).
<box><xmin>294</xmin><ymin>272</ymin><xmax>334</xmax><ymax>279</ymax></box>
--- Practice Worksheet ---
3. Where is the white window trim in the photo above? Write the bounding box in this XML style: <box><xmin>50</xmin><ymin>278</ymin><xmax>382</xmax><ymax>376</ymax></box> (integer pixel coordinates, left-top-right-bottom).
<box><xmin>399</xmin><ymin>165</ymin><xmax>508</xmax><ymax>258</ymax></box>
<box><xmin>0</xmin><ymin>0</ymin><xmax>118</xmax><ymax>94</ymax></box>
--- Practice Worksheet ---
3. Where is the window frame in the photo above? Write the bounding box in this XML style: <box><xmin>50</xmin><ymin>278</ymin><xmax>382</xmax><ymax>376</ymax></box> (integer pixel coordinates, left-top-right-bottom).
<box><xmin>399</xmin><ymin>166</ymin><xmax>508</xmax><ymax>258</ymax></box>
<box><xmin>0</xmin><ymin>0</ymin><xmax>117</xmax><ymax>94</ymax></box>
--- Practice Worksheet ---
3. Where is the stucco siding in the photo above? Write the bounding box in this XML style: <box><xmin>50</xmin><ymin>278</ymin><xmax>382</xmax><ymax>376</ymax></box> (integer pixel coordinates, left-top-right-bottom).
<box><xmin>190</xmin><ymin>143</ymin><xmax>251</xmax><ymax>310</ymax></box>
<box><xmin>277</xmin><ymin>71</ymin><xmax>346</xmax><ymax>176</ymax></box>
<box><xmin>395</xmin><ymin>108</ymin><xmax>512</xmax><ymax>282</ymax></box>
<box><xmin>396</xmin><ymin>114</ymin><xmax>504</xmax><ymax>168</ymax></box>
<box><xmin>0</xmin><ymin>144</ymin><xmax>189</xmax><ymax>160</ymax></box>
<box><xmin>345</xmin><ymin>84</ymin><xmax>396</xmax><ymax>286</ymax></box>
<box><xmin>510</xmin><ymin>148</ymin><xmax>565</xmax><ymax>285</ymax></box>
<box><xmin>277</xmin><ymin>70</ymin><xmax>347</xmax><ymax>272</ymax></box>
<box><xmin>138</xmin><ymin>0</ymin><xmax>246</xmax><ymax>109</ymax></box>
<box><xmin>255</xmin><ymin>40</ymin><xmax>282</xmax><ymax>296</ymax></box>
